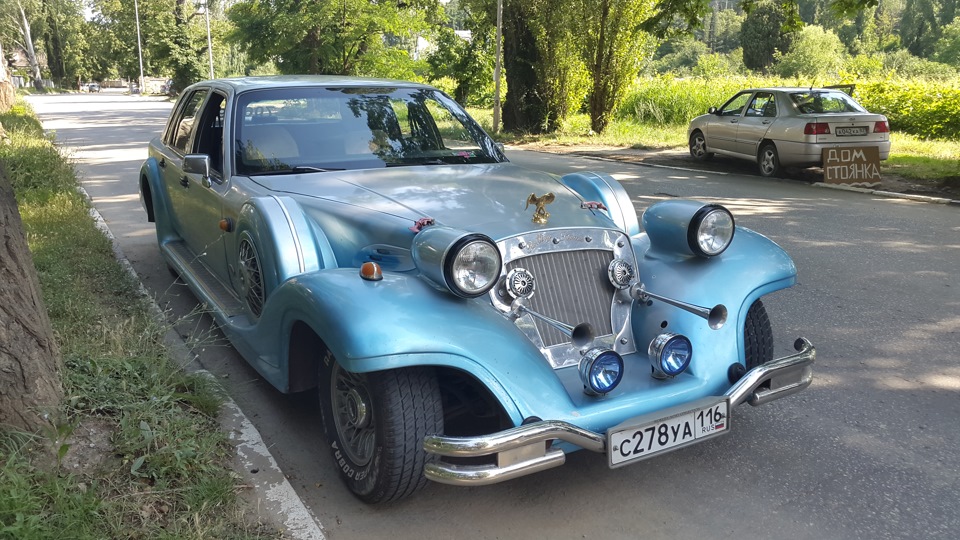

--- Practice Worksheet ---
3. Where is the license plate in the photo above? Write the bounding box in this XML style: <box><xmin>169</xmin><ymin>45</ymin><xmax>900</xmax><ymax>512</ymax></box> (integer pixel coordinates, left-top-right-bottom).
<box><xmin>836</xmin><ymin>126</ymin><xmax>868</xmax><ymax>136</ymax></box>
<box><xmin>608</xmin><ymin>398</ymin><xmax>729</xmax><ymax>468</ymax></box>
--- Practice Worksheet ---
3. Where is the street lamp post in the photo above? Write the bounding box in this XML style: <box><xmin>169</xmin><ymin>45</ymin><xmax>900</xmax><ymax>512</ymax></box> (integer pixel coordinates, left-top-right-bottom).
<box><xmin>201</xmin><ymin>0</ymin><xmax>214</xmax><ymax>79</ymax></box>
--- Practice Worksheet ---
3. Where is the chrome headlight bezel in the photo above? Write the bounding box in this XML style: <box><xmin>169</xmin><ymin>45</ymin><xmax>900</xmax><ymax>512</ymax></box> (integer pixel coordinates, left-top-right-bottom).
<box><xmin>687</xmin><ymin>204</ymin><xmax>735</xmax><ymax>257</ymax></box>
<box><xmin>444</xmin><ymin>235</ymin><xmax>503</xmax><ymax>298</ymax></box>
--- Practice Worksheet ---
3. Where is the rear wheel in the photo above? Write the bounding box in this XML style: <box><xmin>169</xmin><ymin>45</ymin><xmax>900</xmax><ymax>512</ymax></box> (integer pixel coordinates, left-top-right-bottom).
<box><xmin>689</xmin><ymin>130</ymin><xmax>714</xmax><ymax>161</ymax></box>
<box><xmin>319</xmin><ymin>352</ymin><xmax>443</xmax><ymax>503</ymax></box>
<box><xmin>744</xmin><ymin>300</ymin><xmax>774</xmax><ymax>370</ymax></box>
<box><xmin>758</xmin><ymin>143</ymin><xmax>781</xmax><ymax>177</ymax></box>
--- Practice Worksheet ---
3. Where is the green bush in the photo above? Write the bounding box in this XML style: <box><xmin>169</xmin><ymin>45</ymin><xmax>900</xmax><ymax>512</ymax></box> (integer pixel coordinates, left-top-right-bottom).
<box><xmin>857</xmin><ymin>80</ymin><xmax>960</xmax><ymax>140</ymax></box>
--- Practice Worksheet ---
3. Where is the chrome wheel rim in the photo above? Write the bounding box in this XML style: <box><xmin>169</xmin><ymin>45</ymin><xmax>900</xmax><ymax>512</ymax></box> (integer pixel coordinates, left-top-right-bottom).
<box><xmin>238</xmin><ymin>238</ymin><xmax>264</xmax><ymax>317</ymax></box>
<box><xmin>691</xmin><ymin>135</ymin><xmax>706</xmax><ymax>158</ymax></box>
<box><xmin>760</xmin><ymin>149</ymin><xmax>776</xmax><ymax>175</ymax></box>
<box><xmin>331</xmin><ymin>365</ymin><xmax>375</xmax><ymax>466</ymax></box>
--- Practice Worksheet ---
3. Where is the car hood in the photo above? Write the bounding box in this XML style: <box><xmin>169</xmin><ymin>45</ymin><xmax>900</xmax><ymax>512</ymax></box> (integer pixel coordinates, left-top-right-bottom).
<box><xmin>253</xmin><ymin>162</ymin><xmax>612</xmax><ymax>241</ymax></box>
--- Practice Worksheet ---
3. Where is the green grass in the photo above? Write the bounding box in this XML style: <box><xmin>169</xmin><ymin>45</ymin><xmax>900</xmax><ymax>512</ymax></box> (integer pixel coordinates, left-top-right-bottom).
<box><xmin>886</xmin><ymin>133</ymin><xmax>960</xmax><ymax>186</ymax></box>
<box><xmin>0</xmin><ymin>100</ymin><xmax>270</xmax><ymax>539</ymax></box>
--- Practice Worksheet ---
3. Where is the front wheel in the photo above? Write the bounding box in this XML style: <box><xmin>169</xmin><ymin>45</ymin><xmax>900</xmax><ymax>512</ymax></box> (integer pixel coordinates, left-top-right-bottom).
<box><xmin>689</xmin><ymin>130</ymin><xmax>714</xmax><ymax>161</ymax></box>
<box><xmin>758</xmin><ymin>143</ymin><xmax>781</xmax><ymax>177</ymax></box>
<box><xmin>319</xmin><ymin>352</ymin><xmax>443</xmax><ymax>503</ymax></box>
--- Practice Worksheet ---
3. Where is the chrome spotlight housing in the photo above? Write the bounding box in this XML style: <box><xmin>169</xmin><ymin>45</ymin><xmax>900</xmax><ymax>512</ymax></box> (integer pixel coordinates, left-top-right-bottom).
<box><xmin>505</xmin><ymin>268</ymin><xmax>536</xmax><ymax>299</ymax></box>
<box><xmin>579</xmin><ymin>348</ymin><xmax>624</xmax><ymax>396</ymax></box>
<box><xmin>648</xmin><ymin>333</ymin><xmax>692</xmax><ymax>379</ymax></box>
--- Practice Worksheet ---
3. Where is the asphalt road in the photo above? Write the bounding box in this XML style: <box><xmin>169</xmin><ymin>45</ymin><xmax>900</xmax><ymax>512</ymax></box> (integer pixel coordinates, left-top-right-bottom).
<box><xmin>27</xmin><ymin>92</ymin><xmax>960</xmax><ymax>540</ymax></box>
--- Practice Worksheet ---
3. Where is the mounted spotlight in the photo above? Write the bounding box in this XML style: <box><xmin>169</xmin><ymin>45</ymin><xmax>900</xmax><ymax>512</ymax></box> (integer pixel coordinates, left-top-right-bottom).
<box><xmin>579</xmin><ymin>348</ymin><xmax>624</xmax><ymax>396</ymax></box>
<box><xmin>648</xmin><ymin>333</ymin><xmax>692</xmax><ymax>379</ymax></box>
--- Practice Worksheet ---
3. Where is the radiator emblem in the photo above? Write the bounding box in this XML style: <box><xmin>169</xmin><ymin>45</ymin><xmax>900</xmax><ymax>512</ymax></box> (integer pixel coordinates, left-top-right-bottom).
<box><xmin>525</xmin><ymin>192</ymin><xmax>555</xmax><ymax>224</ymax></box>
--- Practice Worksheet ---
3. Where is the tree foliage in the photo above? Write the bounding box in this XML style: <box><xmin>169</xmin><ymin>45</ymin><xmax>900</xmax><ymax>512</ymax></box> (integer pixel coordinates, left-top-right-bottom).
<box><xmin>774</xmin><ymin>24</ymin><xmax>845</xmax><ymax>77</ymax></box>
<box><xmin>741</xmin><ymin>0</ymin><xmax>799</xmax><ymax>71</ymax></box>
<box><xmin>227</xmin><ymin>0</ymin><xmax>440</xmax><ymax>77</ymax></box>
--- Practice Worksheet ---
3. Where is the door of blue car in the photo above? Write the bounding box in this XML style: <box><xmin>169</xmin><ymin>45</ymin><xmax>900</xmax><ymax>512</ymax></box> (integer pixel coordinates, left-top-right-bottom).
<box><xmin>163</xmin><ymin>88</ymin><xmax>230</xmax><ymax>281</ymax></box>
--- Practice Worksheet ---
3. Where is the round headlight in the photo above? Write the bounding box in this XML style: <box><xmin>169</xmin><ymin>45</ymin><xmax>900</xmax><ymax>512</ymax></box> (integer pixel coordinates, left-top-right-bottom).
<box><xmin>648</xmin><ymin>333</ymin><xmax>692</xmax><ymax>379</ymax></box>
<box><xmin>445</xmin><ymin>236</ymin><xmax>502</xmax><ymax>298</ymax></box>
<box><xmin>688</xmin><ymin>205</ymin><xmax>735</xmax><ymax>257</ymax></box>
<box><xmin>579</xmin><ymin>348</ymin><xmax>624</xmax><ymax>396</ymax></box>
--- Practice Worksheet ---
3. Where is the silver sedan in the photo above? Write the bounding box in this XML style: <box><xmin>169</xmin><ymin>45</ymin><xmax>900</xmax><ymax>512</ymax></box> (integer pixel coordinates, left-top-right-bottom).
<box><xmin>688</xmin><ymin>87</ymin><xmax>890</xmax><ymax>177</ymax></box>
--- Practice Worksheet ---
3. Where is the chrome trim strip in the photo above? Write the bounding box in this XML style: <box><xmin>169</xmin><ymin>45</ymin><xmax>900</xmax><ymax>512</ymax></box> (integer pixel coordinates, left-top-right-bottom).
<box><xmin>270</xmin><ymin>195</ymin><xmax>305</xmax><ymax>274</ymax></box>
<box><xmin>423</xmin><ymin>338</ymin><xmax>815</xmax><ymax>486</ymax></box>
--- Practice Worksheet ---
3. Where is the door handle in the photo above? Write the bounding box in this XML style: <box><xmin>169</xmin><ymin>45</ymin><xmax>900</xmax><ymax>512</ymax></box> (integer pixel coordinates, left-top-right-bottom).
<box><xmin>159</xmin><ymin>158</ymin><xmax>166</xmax><ymax>168</ymax></box>
<box><xmin>762</xmin><ymin>120</ymin><xmax>772</xmax><ymax>124</ymax></box>
<box><xmin>179</xmin><ymin>176</ymin><xmax>189</xmax><ymax>187</ymax></box>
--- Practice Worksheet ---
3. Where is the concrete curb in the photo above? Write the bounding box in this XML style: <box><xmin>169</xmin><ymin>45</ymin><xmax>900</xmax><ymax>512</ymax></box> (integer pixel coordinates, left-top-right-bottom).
<box><xmin>814</xmin><ymin>182</ymin><xmax>960</xmax><ymax>205</ymax></box>
<box><xmin>80</xmin><ymin>186</ymin><xmax>326</xmax><ymax>540</ymax></box>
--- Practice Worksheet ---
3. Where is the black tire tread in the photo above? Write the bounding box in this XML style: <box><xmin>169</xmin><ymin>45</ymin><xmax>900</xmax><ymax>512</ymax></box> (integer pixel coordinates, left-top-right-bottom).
<box><xmin>744</xmin><ymin>300</ymin><xmax>774</xmax><ymax>370</ymax></box>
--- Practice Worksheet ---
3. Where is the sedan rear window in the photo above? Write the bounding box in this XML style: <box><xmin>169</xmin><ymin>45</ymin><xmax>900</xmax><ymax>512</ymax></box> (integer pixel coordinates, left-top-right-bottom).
<box><xmin>789</xmin><ymin>91</ymin><xmax>866</xmax><ymax>114</ymax></box>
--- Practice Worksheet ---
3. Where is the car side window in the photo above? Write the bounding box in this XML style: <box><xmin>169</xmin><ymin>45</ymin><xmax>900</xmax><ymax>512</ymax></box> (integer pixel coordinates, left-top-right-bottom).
<box><xmin>746</xmin><ymin>93</ymin><xmax>776</xmax><ymax>117</ymax></box>
<box><xmin>192</xmin><ymin>93</ymin><xmax>227</xmax><ymax>177</ymax></box>
<box><xmin>719</xmin><ymin>93</ymin><xmax>751</xmax><ymax>117</ymax></box>
<box><xmin>170</xmin><ymin>90</ymin><xmax>209</xmax><ymax>154</ymax></box>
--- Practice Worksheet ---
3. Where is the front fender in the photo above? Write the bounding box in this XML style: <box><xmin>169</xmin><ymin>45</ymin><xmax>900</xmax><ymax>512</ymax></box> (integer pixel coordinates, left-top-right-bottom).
<box><xmin>242</xmin><ymin>269</ymin><xmax>574</xmax><ymax>425</ymax></box>
<box><xmin>631</xmin><ymin>227</ymin><xmax>797</xmax><ymax>370</ymax></box>
<box><xmin>559</xmin><ymin>172</ymin><xmax>641</xmax><ymax>236</ymax></box>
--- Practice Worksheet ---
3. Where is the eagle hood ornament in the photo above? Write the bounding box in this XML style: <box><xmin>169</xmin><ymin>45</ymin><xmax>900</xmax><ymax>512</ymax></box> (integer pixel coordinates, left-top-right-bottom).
<box><xmin>525</xmin><ymin>192</ymin><xmax>555</xmax><ymax>224</ymax></box>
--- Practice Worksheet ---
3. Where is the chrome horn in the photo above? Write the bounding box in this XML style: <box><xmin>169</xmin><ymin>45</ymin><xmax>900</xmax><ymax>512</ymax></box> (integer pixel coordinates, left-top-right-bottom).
<box><xmin>510</xmin><ymin>300</ymin><xmax>596</xmax><ymax>347</ymax></box>
<box><xmin>630</xmin><ymin>283</ymin><xmax>727</xmax><ymax>330</ymax></box>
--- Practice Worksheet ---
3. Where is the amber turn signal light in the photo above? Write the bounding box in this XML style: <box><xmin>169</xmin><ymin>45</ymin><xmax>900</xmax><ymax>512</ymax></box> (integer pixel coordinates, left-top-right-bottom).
<box><xmin>360</xmin><ymin>262</ymin><xmax>383</xmax><ymax>281</ymax></box>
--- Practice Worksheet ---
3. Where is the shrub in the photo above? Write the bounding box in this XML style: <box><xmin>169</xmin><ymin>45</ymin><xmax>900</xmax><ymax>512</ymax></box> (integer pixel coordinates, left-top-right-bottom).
<box><xmin>857</xmin><ymin>80</ymin><xmax>960</xmax><ymax>140</ymax></box>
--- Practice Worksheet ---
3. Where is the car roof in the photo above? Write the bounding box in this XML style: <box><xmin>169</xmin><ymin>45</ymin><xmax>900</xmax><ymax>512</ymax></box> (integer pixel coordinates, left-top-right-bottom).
<box><xmin>743</xmin><ymin>87</ymin><xmax>848</xmax><ymax>93</ymax></box>
<box><xmin>188</xmin><ymin>75</ymin><xmax>435</xmax><ymax>93</ymax></box>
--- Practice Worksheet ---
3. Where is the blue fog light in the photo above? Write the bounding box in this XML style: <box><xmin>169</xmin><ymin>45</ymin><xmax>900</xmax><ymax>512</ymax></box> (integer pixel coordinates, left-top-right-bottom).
<box><xmin>648</xmin><ymin>333</ymin><xmax>693</xmax><ymax>379</ymax></box>
<box><xmin>579</xmin><ymin>349</ymin><xmax>624</xmax><ymax>396</ymax></box>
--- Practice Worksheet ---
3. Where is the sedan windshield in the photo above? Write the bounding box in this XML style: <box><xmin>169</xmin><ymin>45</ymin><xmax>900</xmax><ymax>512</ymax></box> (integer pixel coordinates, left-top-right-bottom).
<box><xmin>788</xmin><ymin>90</ymin><xmax>866</xmax><ymax>114</ymax></box>
<box><xmin>234</xmin><ymin>86</ymin><xmax>502</xmax><ymax>175</ymax></box>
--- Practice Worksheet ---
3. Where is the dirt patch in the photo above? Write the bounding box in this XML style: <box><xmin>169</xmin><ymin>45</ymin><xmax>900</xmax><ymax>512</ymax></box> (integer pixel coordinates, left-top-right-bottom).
<box><xmin>59</xmin><ymin>417</ymin><xmax>118</xmax><ymax>475</ymax></box>
<box><xmin>514</xmin><ymin>143</ymin><xmax>960</xmax><ymax>201</ymax></box>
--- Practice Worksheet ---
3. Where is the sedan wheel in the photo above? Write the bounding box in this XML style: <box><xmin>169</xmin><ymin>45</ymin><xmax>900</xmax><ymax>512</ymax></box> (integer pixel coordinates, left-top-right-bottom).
<box><xmin>758</xmin><ymin>143</ymin><xmax>781</xmax><ymax>177</ymax></box>
<box><xmin>319</xmin><ymin>352</ymin><xmax>443</xmax><ymax>503</ymax></box>
<box><xmin>689</xmin><ymin>131</ymin><xmax>714</xmax><ymax>161</ymax></box>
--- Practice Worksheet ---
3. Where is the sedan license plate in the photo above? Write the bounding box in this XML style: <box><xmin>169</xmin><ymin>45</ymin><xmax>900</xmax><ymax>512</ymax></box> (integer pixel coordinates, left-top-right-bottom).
<box><xmin>608</xmin><ymin>398</ymin><xmax>729</xmax><ymax>468</ymax></box>
<box><xmin>836</xmin><ymin>126</ymin><xmax>868</xmax><ymax>136</ymax></box>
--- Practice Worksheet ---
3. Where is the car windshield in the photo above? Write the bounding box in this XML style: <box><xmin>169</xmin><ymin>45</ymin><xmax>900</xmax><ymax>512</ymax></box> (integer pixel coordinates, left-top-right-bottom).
<box><xmin>788</xmin><ymin>90</ymin><xmax>866</xmax><ymax>114</ymax></box>
<box><xmin>233</xmin><ymin>86</ymin><xmax>501</xmax><ymax>175</ymax></box>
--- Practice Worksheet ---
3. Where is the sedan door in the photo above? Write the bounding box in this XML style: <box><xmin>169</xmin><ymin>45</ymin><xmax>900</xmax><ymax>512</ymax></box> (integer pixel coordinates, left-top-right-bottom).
<box><xmin>735</xmin><ymin>92</ymin><xmax>777</xmax><ymax>158</ymax></box>
<box><xmin>706</xmin><ymin>91</ymin><xmax>753</xmax><ymax>153</ymax></box>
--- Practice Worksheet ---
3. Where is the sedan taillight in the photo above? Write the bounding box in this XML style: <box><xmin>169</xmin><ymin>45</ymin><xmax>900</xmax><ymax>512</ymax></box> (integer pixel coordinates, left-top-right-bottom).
<box><xmin>804</xmin><ymin>123</ymin><xmax>831</xmax><ymax>135</ymax></box>
<box><xmin>874</xmin><ymin>121</ymin><xmax>890</xmax><ymax>133</ymax></box>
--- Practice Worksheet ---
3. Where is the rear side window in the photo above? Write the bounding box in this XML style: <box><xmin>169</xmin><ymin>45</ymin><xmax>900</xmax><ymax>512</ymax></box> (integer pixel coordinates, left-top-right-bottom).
<box><xmin>169</xmin><ymin>90</ymin><xmax>209</xmax><ymax>154</ymax></box>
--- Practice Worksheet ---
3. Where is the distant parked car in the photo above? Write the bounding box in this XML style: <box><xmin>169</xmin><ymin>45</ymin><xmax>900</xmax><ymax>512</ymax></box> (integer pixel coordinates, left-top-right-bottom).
<box><xmin>139</xmin><ymin>76</ymin><xmax>815</xmax><ymax>503</ymax></box>
<box><xmin>160</xmin><ymin>79</ymin><xmax>177</xmax><ymax>97</ymax></box>
<box><xmin>86</xmin><ymin>82</ymin><xmax>100</xmax><ymax>93</ymax></box>
<box><xmin>688</xmin><ymin>87</ymin><xmax>891</xmax><ymax>177</ymax></box>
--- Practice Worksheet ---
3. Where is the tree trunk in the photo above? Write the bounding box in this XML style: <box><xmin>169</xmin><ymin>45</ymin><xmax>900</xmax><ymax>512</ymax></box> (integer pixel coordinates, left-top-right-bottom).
<box><xmin>502</xmin><ymin>2</ymin><xmax>548</xmax><ymax>134</ymax></box>
<box><xmin>0</xmin><ymin>169</ymin><xmax>63</xmax><ymax>433</ymax></box>
<box><xmin>18</xmin><ymin>2</ymin><xmax>45</xmax><ymax>92</ymax></box>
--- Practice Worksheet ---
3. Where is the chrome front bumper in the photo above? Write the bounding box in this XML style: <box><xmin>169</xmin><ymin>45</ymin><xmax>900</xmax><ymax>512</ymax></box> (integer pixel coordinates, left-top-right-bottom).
<box><xmin>423</xmin><ymin>337</ymin><xmax>815</xmax><ymax>486</ymax></box>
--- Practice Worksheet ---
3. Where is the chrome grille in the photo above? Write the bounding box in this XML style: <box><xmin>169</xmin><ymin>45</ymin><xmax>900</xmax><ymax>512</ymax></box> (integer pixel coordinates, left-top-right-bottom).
<box><xmin>506</xmin><ymin>250</ymin><xmax>615</xmax><ymax>347</ymax></box>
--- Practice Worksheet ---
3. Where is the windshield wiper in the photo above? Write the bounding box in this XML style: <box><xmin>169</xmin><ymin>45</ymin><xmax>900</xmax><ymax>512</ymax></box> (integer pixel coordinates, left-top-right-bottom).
<box><xmin>386</xmin><ymin>159</ymin><xmax>449</xmax><ymax>167</ymax></box>
<box><xmin>249</xmin><ymin>166</ymin><xmax>345</xmax><ymax>176</ymax></box>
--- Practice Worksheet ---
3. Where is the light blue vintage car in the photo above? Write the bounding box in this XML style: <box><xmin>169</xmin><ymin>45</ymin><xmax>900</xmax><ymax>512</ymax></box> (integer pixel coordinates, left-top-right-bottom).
<box><xmin>139</xmin><ymin>76</ymin><xmax>815</xmax><ymax>503</ymax></box>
